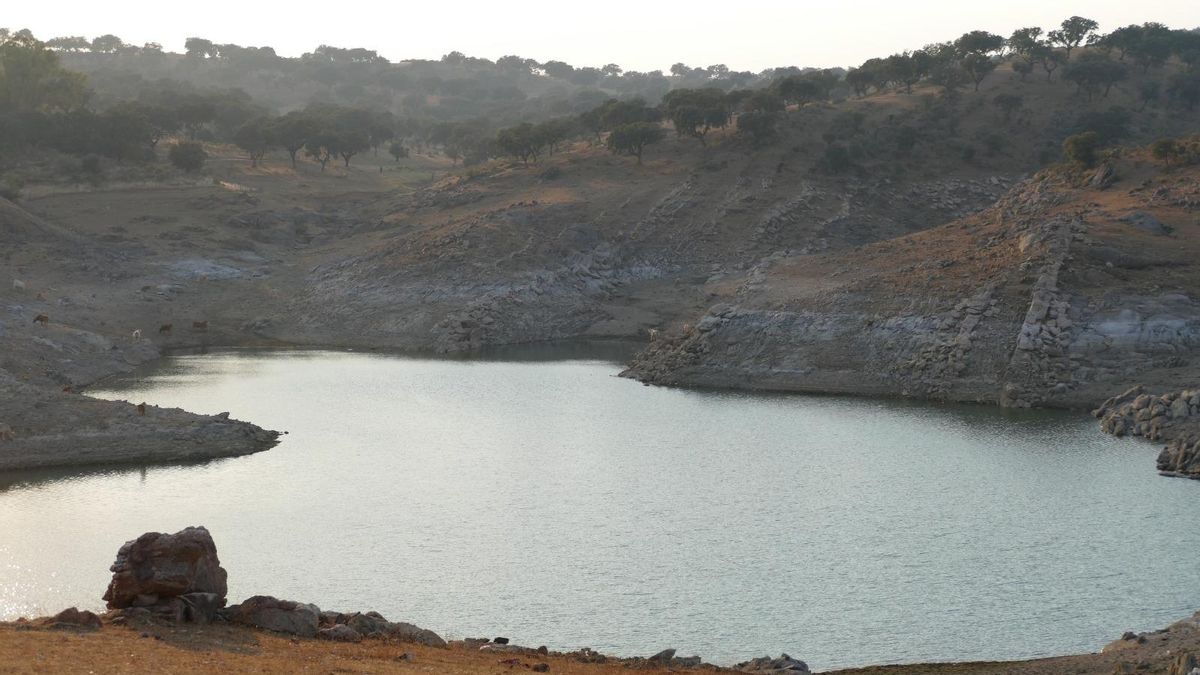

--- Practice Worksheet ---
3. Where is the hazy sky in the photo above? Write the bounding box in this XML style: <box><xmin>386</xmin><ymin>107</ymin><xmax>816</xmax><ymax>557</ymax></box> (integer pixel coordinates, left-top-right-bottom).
<box><xmin>7</xmin><ymin>0</ymin><xmax>1198</xmax><ymax>72</ymax></box>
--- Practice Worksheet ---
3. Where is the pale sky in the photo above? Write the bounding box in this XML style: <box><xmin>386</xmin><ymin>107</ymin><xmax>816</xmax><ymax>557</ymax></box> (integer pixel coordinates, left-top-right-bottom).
<box><xmin>7</xmin><ymin>0</ymin><xmax>1198</xmax><ymax>72</ymax></box>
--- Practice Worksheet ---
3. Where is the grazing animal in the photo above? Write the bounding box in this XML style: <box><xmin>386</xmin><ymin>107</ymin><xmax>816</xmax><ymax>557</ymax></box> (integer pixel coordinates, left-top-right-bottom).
<box><xmin>136</xmin><ymin>403</ymin><xmax>146</xmax><ymax>416</ymax></box>
<box><xmin>647</xmin><ymin>328</ymin><xmax>660</xmax><ymax>341</ymax></box>
<box><xmin>0</xmin><ymin>423</ymin><xmax>14</xmax><ymax>442</ymax></box>
<box><xmin>159</xmin><ymin>323</ymin><xmax>172</xmax><ymax>335</ymax></box>
<box><xmin>131</xmin><ymin>329</ymin><xmax>142</xmax><ymax>340</ymax></box>
<box><xmin>62</xmin><ymin>385</ymin><xmax>73</xmax><ymax>394</ymax></box>
<box><xmin>12</xmin><ymin>279</ymin><xmax>25</xmax><ymax>291</ymax></box>
<box><xmin>192</xmin><ymin>320</ymin><xmax>208</xmax><ymax>331</ymax></box>
<box><xmin>33</xmin><ymin>314</ymin><xmax>48</xmax><ymax>326</ymax></box>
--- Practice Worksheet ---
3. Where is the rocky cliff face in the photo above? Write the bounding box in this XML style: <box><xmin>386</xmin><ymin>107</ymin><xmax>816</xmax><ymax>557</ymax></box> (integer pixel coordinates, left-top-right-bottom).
<box><xmin>624</xmin><ymin>159</ymin><xmax>1200</xmax><ymax>414</ymax></box>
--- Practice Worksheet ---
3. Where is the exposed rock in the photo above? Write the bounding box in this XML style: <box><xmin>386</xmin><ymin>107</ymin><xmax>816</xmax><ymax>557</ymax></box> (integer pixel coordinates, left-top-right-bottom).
<box><xmin>1168</xmin><ymin>652</ymin><xmax>1197</xmax><ymax>675</ymax></box>
<box><xmin>1094</xmin><ymin>385</ymin><xmax>1200</xmax><ymax>480</ymax></box>
<box><xmin>735</xmin><ymin>653</ymin><xmax>811</xmax><ymax>673</ymax></box>
<box><xmin>648</xmin><ymin>648</ymin><xmax>676</xmax><ymax>663</ymax></box>
<box><xmin>318</xmin><ymin>624</ymin><xmax>363</xmax><ymax>643</ymax></box>
<box><xmin>343</xmin><ymin>611</ymin><xmax>390</xmax><ymax>637</ymax></box>
<box><xmin>48</xmin><ymin>607</ymin><xmax>102</xmax><ymax>630</ymax></box>
<box><xmin>1122</xmin><ymin>211</ymin><xmax>1172</xmax><ymax>236</ymax></box>
<box><xmin>180</xmin><ymin>592</ymin><xmax>224</xmax><ymax>624</ymax></box>
<box><xmin>1159</xmin><ymin>438</ymin><xmax>1200</xmax><ymax>479</ymax></box>
<box><xmin>227</xmin><ymin>596</ymin><xmax>320</xmax><ymax>637</ymax></box>
<box><xmin>102</xmin><ymin>527</ymin><xmax>227</xmax><ymax>612</ymax></box>
<box><xmin>1089</xmin><ymin>163</ymin><xmax>1116</xmax><ymax>189</ymax></box>
<box><xmin>317</xmin><ymin>609</ymin><xmax>446</xmax><ymax>646</ymax></box>
<box><xmin>386</xmin><ymin>621</ymin><xmax>447</xmax><ymax>647</ymax></box>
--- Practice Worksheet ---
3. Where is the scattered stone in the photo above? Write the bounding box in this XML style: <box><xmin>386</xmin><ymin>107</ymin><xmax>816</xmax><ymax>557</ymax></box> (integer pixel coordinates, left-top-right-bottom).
<box><xmin>493</xmin><ymin>636</ymin><xmax>510</xmax><ymax>644</ymax></box>
<box><xmin>532</xmin><ymin>664</ymin><xmax>550</xmax><ymax>672</ymax></box>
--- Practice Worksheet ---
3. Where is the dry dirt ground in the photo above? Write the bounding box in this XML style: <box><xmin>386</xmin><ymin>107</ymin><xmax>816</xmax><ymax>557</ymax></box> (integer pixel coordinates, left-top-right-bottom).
<box><xmin>2</xmin><ymin>611</ymin><xmax>1199</xmax><ymax>675</ymax></box>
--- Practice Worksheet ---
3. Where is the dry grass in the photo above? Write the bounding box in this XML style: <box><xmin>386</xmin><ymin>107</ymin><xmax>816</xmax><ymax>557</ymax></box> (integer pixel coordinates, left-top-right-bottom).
<box><xmin>0</xmin><ymin>623</ymin><xmax>697</xmax><ymax>675</ymax></box>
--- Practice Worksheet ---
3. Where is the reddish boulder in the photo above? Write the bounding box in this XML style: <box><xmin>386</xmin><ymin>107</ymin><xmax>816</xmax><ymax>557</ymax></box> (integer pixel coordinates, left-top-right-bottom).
<box><xmin>102</xmin><ymin>526</ymin><xmax>227</xmax><ymax>610</ymax></box>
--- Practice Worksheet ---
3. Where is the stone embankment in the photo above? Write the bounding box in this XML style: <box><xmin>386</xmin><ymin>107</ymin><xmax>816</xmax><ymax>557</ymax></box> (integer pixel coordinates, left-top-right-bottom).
<box><xmin>1094</xmin><ymin>385</ymin><xmax>1200</xmax><ymax>480</ymax></box>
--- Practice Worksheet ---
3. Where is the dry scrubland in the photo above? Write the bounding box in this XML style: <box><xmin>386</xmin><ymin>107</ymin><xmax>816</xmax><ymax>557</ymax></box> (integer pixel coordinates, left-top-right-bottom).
<box><xmin>2</xmin><ymin>32</ymin><xmax>1200</xmax><ymax>674</ymax></box>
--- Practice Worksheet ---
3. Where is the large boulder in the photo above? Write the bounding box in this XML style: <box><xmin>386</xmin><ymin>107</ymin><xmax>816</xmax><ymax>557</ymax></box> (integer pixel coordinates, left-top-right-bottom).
<box><xmin>227</xmin><ymin>596</ymin><xmax>320</xmax><ymax>637</ymax></box>
<box><xmin>102</xmin><ymin>526</ymin><xmax>227</xmax><ymax>610</ymax></box>
<box><xmin>735</xmin><ymin>654</ymin><xmax>811</xmax><ymax>673</ymax></box>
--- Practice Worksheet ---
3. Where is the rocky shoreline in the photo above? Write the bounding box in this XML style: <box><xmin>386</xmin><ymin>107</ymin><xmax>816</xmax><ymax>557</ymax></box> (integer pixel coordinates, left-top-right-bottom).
<box><xmin>1094</xmin><ymin>385</ymin><xmax>1200</xmax><ymax>480</ymax></box>
<box><xmin>6</xmin><ymin>525</ymin><xmax>1200</xmax><ymax>675</ymax></box>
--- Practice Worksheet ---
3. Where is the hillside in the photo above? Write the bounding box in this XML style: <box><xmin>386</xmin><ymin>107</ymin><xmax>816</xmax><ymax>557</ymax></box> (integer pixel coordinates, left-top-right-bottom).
<box><xmin>624</xmin><ymin>149</ymin><xmax>1200</xmax><ymax>410</ymax></box>
<box><xmin>1</xmin><ymin>29</ymin><xmax>1199</xmax><ymax>475</ymax></box>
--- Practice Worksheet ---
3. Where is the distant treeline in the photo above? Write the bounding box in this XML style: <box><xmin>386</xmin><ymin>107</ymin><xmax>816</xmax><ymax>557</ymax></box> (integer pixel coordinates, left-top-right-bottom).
<box><xmin>1</xmin><ymin>17</ymin><xmax>1198</xmax><ymax>173</ymax></box>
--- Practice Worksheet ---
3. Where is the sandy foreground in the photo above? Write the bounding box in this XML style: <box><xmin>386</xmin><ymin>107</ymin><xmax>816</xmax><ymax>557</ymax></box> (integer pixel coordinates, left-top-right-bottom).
<box><xmin>2</xmin><ymin>610</ymin><xmax>1199</xmax><ymax>675</ymax></box>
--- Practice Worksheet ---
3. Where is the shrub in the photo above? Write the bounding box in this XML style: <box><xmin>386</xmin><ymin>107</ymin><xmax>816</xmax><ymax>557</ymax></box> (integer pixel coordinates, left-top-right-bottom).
<box><xmin>0</xmin><ymin>175</ymin><xmax>22</xmax><ymax>201</ymax></box>
<box><xmin>1149</xmin><ymin>137</ymin><xmax>1200</xmax><ymax>166</ymax></box>
<box><xmin>168</xmin><ymin>142</ymin><xmax>207</xmax><ymax>172</ymax></box>
<box><xmin>821</xmin><ymin>144</ymin><xmax>854</xmax><ymax>173</ymax></box>
<box><xmin>1063</xmin><ymin>131</ymin><xmax>1100</xmax><ymax>167</ymax></box>
<box><xmin>80</xmin><ymin>154</ymin><xmax>103</xmax><ymax>175</ymax></box>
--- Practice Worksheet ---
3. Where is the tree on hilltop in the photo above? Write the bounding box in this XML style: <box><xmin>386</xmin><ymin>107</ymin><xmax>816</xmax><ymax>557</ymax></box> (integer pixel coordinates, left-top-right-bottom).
<box><xmin>1049</xmin><ymin>16</ymin><xmax>1099</xmax><ymax>59</ymax></box>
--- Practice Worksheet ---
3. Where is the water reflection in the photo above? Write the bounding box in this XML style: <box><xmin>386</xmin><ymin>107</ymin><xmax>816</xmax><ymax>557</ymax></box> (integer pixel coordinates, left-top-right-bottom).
<box><xmin>1</xmin><ymin>347</ymin><xmax>1193</xmax><ymax>670</ymax></box>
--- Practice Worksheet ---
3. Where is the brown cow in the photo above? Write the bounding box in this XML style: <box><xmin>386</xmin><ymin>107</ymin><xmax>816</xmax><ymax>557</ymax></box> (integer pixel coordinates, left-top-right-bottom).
<box><xmin>33</xmin><ymin>314</ymin><xmax>48</xmax><ymax>326</ymax></box>
<box><xmin>62</xmin><ymin>385</ymin><xmax>73</xmax><ymax>394</ymax></box>
<box><xmin>192</xmin><ymin>320</ymin><xmax>208</xmax><ymax>331</ymax></box>
<box><xmin>136</xmin><ymin>403</ymin><xmax>146</xmax><ymax>416</ymax></box>
<box><xmin>159</xmin><ymin>323</ymin><xmax>173</xmax><ymax>335</ymax></box>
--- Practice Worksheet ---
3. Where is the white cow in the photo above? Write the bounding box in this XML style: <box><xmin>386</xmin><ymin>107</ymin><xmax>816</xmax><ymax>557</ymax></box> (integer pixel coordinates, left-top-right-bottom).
<box><xmin>12</xmin><ymin>279</ymin><xmax>25</xmax><ymax>291</ymax></box>
<box><xmin>132</xmin><ymin>329</ymin><xmax>143</xmax><ymax>340</ymax></box>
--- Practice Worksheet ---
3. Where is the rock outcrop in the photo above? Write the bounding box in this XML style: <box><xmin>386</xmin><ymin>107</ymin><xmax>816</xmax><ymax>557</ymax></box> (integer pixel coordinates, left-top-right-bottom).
<box><xmin>227</xmin><ymin>596</ymin><xmax>320</xmax><ymax>637</ymax></box>
<box><xmin>1095</xmin><ymin>385</ymin><xmax>1200</xmax><ymax>480</ymax></box>
<box><xmin>102</xmin><ymin>526</ymin><xmax>228</xmax><ymax>623</ymax></box>
<box><xmin>735</xmin><ymin>653</ymin><xmax>811</xmax><ymax>673</ymax></box>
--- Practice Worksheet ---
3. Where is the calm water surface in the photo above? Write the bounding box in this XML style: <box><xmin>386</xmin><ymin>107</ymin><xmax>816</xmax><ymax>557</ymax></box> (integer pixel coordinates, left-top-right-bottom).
<box><xmin>1</xmin><ymin>346</ymin><xmax>1196</xmax><ymax>669</ymax></box>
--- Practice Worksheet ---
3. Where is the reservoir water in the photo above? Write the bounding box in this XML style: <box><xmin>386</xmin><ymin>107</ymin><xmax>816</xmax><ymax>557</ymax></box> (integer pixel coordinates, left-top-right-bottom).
<box><xmin>1</xmin><ymin>347</ymin><xmax>1196</xmax><ymax>669</ymax></box>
